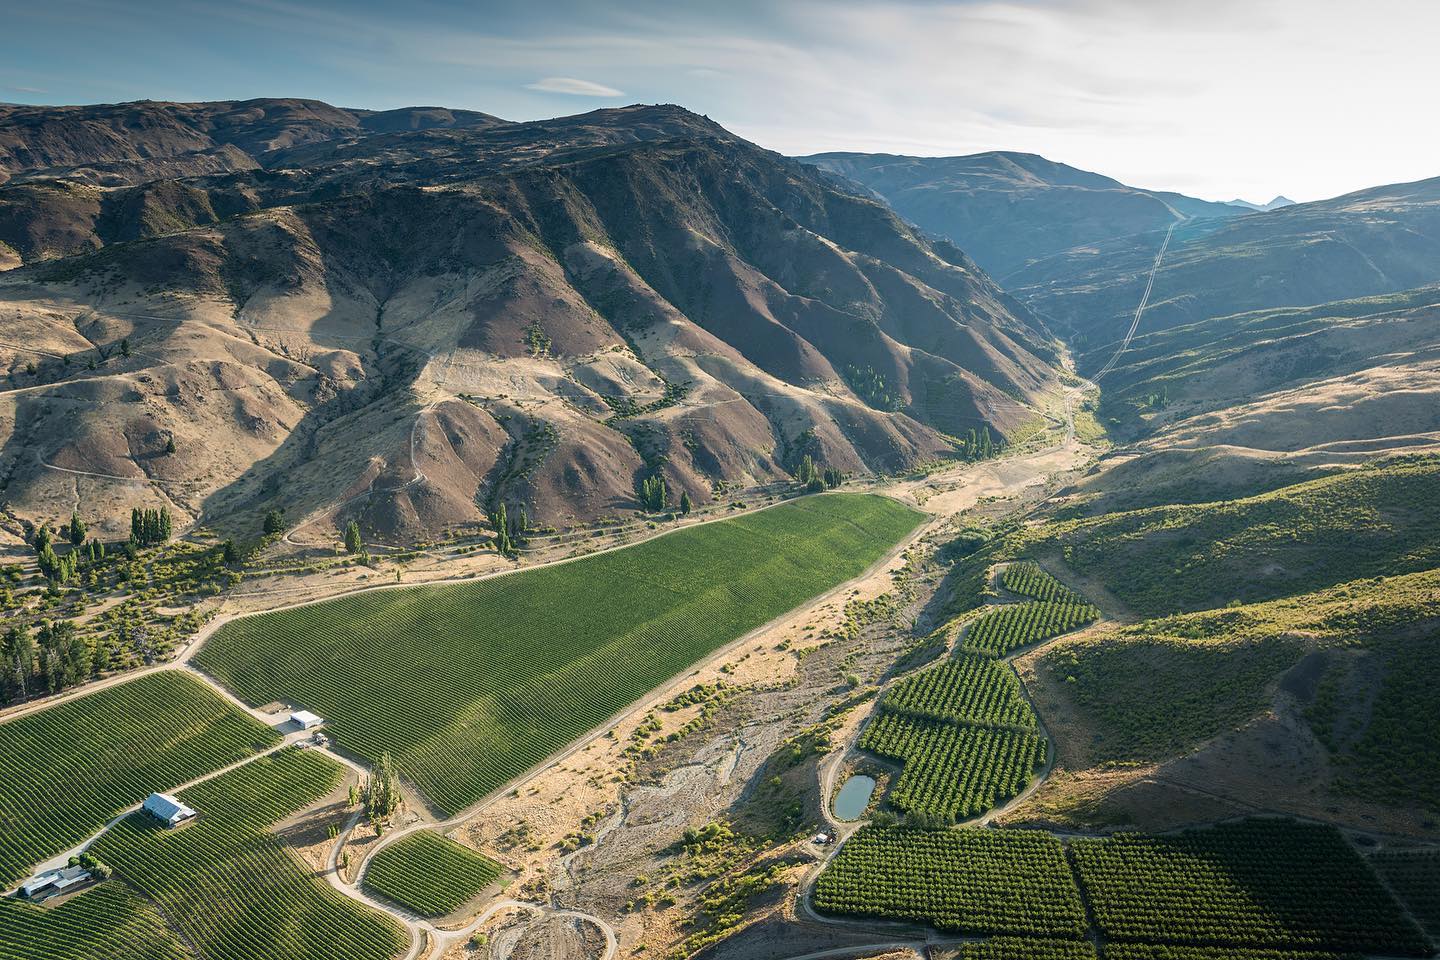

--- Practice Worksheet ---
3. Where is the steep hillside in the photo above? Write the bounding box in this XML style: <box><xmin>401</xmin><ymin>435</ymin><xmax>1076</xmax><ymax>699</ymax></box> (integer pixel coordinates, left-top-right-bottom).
<box><xmin>0</xmin><ymin>98</ymin><xmax>503</xmax><ymax>186</ymax></box>
<box><xmin>1008</xmin><ymin>176</ymin><xmax>1440</xmax><ymax>371</ymax></box>
<box><xmin>0</xmin><ymin>102</ymin><xmax>1062</xmax><ymax>545</ymax></box>
<box><xmin>800</xmin><ymin>151</ymin><xmax>1246</xmax><ymax>277</ymax></box>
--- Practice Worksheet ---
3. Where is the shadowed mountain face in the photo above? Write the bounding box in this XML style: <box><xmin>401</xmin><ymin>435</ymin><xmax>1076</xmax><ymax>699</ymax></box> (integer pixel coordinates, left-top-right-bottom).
<box><xmin>800</xmin><ymin>151</ymin><xmax>1248</xmax><ymax>278</ymax></box>
<box><xmin>0</xmin><ymin>101</ymin><xmax>1061</xmax><ymax>544</ymax></box>
<box><xmin>1007</xmin><ymin>175</ymin><xmax>1440</xmax><ymax>371</ymax></box>
<box><xmin>0</xmin><ymin>98</ymin><xmax>506</xmax><ymax>187</ymax></box>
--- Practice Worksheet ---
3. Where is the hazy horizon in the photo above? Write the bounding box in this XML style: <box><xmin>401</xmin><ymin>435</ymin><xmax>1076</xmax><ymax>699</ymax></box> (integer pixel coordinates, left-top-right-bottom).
<box><xmin>4</xmin><ymin>0</ymin><xmax>1438</xmax><ymax>204</ymax></box>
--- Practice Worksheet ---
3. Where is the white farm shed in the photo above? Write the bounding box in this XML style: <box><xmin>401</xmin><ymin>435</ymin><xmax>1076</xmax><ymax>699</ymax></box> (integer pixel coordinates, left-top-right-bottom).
<box><xmin>143</xmin><ymin>792</ymin><xmax>196</xmax><ymax>827</ymax></box>
<box><xmin>291</xmin><ymin>710</ymin><xmax>324</xmax><ymax>730</ymax></box>
<box><xmin>20</xmin><ymin>866</ymin><xmax>91</xmax><ymax>899</ymax></box>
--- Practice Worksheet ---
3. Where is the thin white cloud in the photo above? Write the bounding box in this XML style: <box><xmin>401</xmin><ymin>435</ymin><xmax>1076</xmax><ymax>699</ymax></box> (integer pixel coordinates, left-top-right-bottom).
<box><xmin>7</xmin><ymin>85</ymin><xmax>48</xmax><ymax>94</ymax></box>
<box><xmin>525</xmin><ymin>76</ymin><xmax>624</xmax><ymax>97</ymax></box>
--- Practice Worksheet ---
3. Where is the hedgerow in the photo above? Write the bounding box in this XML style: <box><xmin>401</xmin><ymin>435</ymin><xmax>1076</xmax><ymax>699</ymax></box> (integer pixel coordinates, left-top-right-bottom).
<box><xmin>363</xmin><ymin>830</ymin><xmax>503</xmax><ymax>917</ymax></box>
<box><xmin>812</xmin><ymin>824</ymin><xmax>1086</xmax><ymax>938</ymax></box>
<box><xmin>92</xmin><ymin>748</ymin><xmax>407</xmax><ymax>960</ymax></box>
<box><xmin>0</xmin><ymin>670</ymin><xmax>280</xmax><ymax>887</ymax></box>
<box><xmin>197</xmin><ymin>494</ymin><xmax>922</xmax><ymax>816</ymax></box>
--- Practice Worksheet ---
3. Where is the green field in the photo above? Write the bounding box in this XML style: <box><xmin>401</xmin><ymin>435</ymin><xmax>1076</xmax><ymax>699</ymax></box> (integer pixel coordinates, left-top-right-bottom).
<box><xmin>363</xmin><ymin>830</ymin><xmax>504</xmax><ymax>917</ymax></box>
<box><xmin>197</xmin><ymin>494</ymin><xmax>923</xmax><ymax>816</ymax></box>
<box><xmin>92</xmin><ymin>748</ymin><xmax>407</xmax><ymax>960</ymax></box>
<box><xmin>813</xmin><ymin>824</ymin><xmax>1087</xmax><ymax>938</ymax></box>
<box><xmin>0</xmin><ymin>881</ymin><xmax>196</xmax><ymax>960</ymax></box>
<box><xmin>1070</xmin><ymin>819</ymin><xmax>1428</xmax><ymax>955</ymax></box>
<box><xmin>0</xmin><ymin>670</ymin><xmax>281</xmax><ymax>887</ymax></box>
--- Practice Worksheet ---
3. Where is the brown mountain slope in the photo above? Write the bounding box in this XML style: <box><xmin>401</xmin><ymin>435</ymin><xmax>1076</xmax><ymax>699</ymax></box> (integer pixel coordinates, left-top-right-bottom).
<box><xmin>1007</xmin><ymin>175</ymin><xmax>1440</xmax><ymax>372</ymax></box>
<box><xmin>0</xmin><ymin>97</ymin><xmax>504</xmax><ymax>186</ymax></box>
<box><xmin>801</xmin><ymin>150</ymin><xmax>1247</xmax><ymax>277</ymax></box>
<box><xmin>0</xmin><ymin>105</ymin><xmax>1060</xmax><ymax>545</ymax></box>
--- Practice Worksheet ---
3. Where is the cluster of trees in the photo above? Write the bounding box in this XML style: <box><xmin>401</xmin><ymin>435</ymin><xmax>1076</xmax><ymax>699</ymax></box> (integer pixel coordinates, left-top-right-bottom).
<box><xmin>794</xmin><ymin>455</ymin><xmax>844</xmax><ymax>493</ymax></box>
<box><xmin>344</xmin><ymin>520</ymin><xmax>364</xmax><ymax>555</ymax></box>
<box><xmin>1</xmin><ymin>620</ymin><xmax>105</xmax><ymax>700</ymax></box>
<box><xmin>262</xmin><ymin>509</ymin><xmax>286</xmax><ymax>535</ymax></box>
<box><xmin>844</xmin><ymin>363</ymin><xmax>903</xmax><ymax>411</ymax></box>
<box><xmin>33</xmin><ymin>515</ymin><xmax>106</xmax><ymax>584</ymax></box>
<box><xmin>359</xmin><ymin>752</ymin><xmax>404</xmax><ymax>831</ymax></box>
<box><xmin>130</xmin><ymin>507</ymin><xmax>173</xmax><ymax>546</ymax></box>
<box><xmin>489</xmin><ymin>503</ymin><xmax>529</xmax><ymax>555</ymax></box>
<box><xmin>882</xmin><ymin>652</ymin><xmax>1037</xmax><ymax>729</ymax></box>
<box><xmin>960</xmin><ymin>427</ymin><xmax>997</xmax><ymax>461</ymax></box>
<box><xmin>70</xmin><ymin>851</ymin><xmax>114</xmax><ymax>881</ymax></box>
<box><xmin>638</xmin><ymin>474</ymin><xmax>695</xmax><ymax>515</ymax></box>
<box><xmin>639</xmin><ymin>474</ymin><xmax>668</xmax><ymax>512</ymax></box>
<box><xmin>14</xmin><ymin>338</ymin><xmax>137</xmax><ymax>382</ymax></box>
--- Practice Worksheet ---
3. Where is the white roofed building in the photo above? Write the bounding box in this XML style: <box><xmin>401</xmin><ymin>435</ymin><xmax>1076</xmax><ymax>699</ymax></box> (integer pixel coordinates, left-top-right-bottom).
<box><xmin>143</xmin><ymin>792</ymin><xmax>196</xmax><ymax>827</ymax></box>
<box><xmin>291</xmin><ymin>710</ymin><xmax>323</xmax><ymax>729</ymax></box>
<box><xmin>20</xmin><ymin>866</ymin><xmax>92</xmax><ymax>899</ymax></box>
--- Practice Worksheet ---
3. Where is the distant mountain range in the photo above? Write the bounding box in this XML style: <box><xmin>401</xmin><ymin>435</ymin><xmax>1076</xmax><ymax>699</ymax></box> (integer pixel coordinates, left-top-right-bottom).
<box><xmin>1228</xmin><ymin>195</ymin><xmax>1296</xmax><ymax>211</ymax></box>
<box><xmin>1007</xmin><ymin>174</ymin><xmax>1440</xmax><ymax>360</ymax></box>
<box><xmin>799</xmin><ymin>150</ymin><xmax>1253</xmax><ymax>278</ymax></box>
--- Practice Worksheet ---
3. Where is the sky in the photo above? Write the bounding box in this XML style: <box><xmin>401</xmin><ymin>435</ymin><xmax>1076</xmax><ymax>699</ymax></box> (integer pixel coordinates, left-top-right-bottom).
<box><xmin>2</xmin><ymin>0</ymin><xmax>1438</xmax><ymax>203</ymax></box>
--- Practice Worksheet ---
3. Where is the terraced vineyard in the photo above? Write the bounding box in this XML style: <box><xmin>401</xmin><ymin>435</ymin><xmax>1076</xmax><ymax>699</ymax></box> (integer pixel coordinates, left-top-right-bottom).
<box><xmin>0</xmin><ymin>670</ymin><xmax>281</xmax><ymax>887</ymax></box>
<box><xmin>859</xmin><ymin>713</ymin><xmax>1045</xmax><ymax>820</ymax></box>
<box><xmin>1001</xmin><ymin>561</ymin><xmax>1081</xmax><ymax>603</ymax></box>
<box><xmin>812</xmin><ymin>824</ymin><xmax>1087</xmax><ymax>938</ymax></box>
<box><xmin>363</xmin><ymin>830</ymin><xmax>504</xmax><ymax>917</ymax></box>
<box><xmin>1070</xmin><ymin>819</ymin><xmax>1429</xmax><ymax>955</ymax></box>
<box><xmin>0</xmin><ymin>882</ymin><xmax>196</xmax><ymax>960</ymax></box>
<box><xmin>92</xmin><ymin>748</ymin><xmax>407</xmax><ymax>960</ymax></box>
<box><xmin>198</xmin><ymin>494</ymin><xmax>922</xmax><ymax>816</ymax></box>
<box><xmin>1372</xmin><ymin>850</ymin><xmax>1440</xmax><ymax>937</ymax></box>
<box><xmin>963</xmin><ymin>599</ymin><xmax>1099</xmax><ymax>656</ymax></box>
<box><xmin>880</xmin><ymin>653</ymin><xmax>1037</xmax><ymax>729</ymax></box>
<box><xmin>851</xmin><ymin>565</ymin><xmax>1094</xmax><ymax>822</ymax></box>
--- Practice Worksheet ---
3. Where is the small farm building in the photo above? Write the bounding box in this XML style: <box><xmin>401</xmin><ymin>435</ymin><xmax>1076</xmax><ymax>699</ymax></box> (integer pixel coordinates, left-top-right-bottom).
<box><xmin>291</xmin><ymin>710</ymin><xmax>324</xmax><ymax>729</ymax></box>
<box><xmin>144</xmin><ymin>792</ymin><xmax>196</xmax><ymax>827</ymax></box>
<box><xmin>20</xmin><ymin>866</ymin><xmax>91</xmax><ymax>899</ymax></box>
